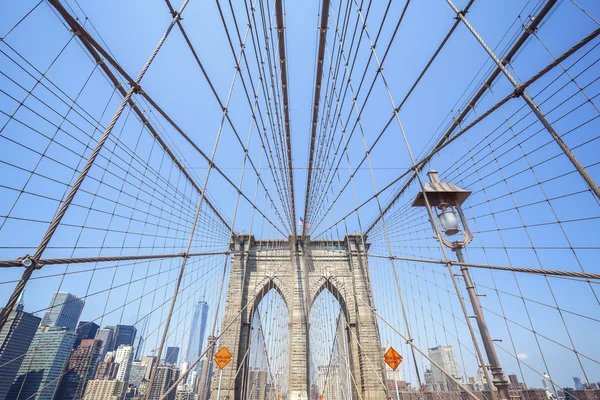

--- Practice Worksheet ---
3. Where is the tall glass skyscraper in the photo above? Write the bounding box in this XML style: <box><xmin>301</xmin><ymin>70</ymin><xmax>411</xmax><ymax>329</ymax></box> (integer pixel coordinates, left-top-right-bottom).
<box><xmin>0</xmin><ymin>300</ymin><xmax>41</xmax><ymax>399</ymax></box>
<box><xmin>186</xmin><ymin>301</ymin><xmax>208</xmax><ymax>362</ymax></box>
<box><xmin>8</xmin><ymin>326</ymin><xmax>77</xmax><ymax>400</ymax></box>
<box><xmin>109</xmin><ymin>325</ymin><xmax>137</xmax><ymax>352</ymax></box>
<box><xmin>41</xmin><ymin>292</ymin><xmax>84</xmax><ymax>331</ymax></box>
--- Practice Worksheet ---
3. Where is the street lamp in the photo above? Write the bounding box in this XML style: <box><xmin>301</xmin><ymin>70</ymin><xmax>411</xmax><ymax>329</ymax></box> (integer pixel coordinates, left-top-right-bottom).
<box><xmin>412</xmin><ymin>170</ymin><xmax>510</xmax><ymax>400</ymax></box>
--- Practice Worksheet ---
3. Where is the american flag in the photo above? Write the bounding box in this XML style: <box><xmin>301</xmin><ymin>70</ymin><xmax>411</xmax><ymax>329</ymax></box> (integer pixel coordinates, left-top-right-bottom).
<box><xmin>299</xmin><ymin>217</ymin><xmax>311</xmax><ymax>230</ymax></box>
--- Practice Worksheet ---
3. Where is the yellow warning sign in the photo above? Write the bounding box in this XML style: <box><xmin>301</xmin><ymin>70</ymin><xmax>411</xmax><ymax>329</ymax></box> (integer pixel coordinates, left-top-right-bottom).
<box><xmin>384</xmin><ymin>347</ymin><xmax>403</xmax><ymax>371</ymax></box>
<box><xmin>214</xmin><ymin>347</ymin><xmax>233</xmax><ymax>369</ymax></box>
<box><xmin>319</xmin><ymin>395</ymin><xmax>324</xmax><ymax>400</ymax></box>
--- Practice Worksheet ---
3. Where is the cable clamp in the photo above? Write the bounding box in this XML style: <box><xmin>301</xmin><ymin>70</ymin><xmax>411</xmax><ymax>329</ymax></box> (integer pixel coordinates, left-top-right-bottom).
<box><xmin>18</xmin><ymin>255</ymin><xmax>39</xmax><ymax>269</ymax></box>
<box><xmin>454</xmin><ymin>9</ymin><xmax>466</xmax><ymax>20</ymax></box>
<box><xmin>513</xmin><ymin>85</ymin><xmax>525</xmax><ymax>97</ymax></box>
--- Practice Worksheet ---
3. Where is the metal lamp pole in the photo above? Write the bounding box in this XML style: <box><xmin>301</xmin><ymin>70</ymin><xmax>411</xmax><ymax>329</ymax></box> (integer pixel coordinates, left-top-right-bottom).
<box><xmin>413</xmin><ymin>170</ymin><xmax>510</xmax><ymax>400</ymax></box>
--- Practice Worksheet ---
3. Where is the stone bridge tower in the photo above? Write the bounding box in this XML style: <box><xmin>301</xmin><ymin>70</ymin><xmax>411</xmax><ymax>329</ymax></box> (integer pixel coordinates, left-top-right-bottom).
<box><xmin>210</xmin><ymin>234</ymin><xmax>387</xmax><ymax>399</ymax></box>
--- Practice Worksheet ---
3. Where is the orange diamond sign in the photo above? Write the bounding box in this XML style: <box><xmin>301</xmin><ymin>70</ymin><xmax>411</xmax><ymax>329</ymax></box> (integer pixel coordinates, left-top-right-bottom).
<box><xmin>214</xmin><ymin>346</ymin><xmax>233</xmax><ymax>369</ymax></box>
<box><xmin>384</xmin><ymin>347</ymin><xmax>403</xmax><ymax>371</ymax></box>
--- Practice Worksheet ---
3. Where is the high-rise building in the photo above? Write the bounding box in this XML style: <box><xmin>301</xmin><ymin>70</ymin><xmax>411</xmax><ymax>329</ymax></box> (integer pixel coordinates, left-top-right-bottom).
<box><xmin>135</xmin><ymin>316</ymin><xmax>148</xmax><ymax>361</ymax></box>
<box><xmin>82</xmin><ymin>379</ymin><xmax>125</xmax><ymax>400</ymax></box>
<box><xmin>95</xmin><ymin>327</ymin><xmax>115</xmax><ymax>360</ymax></box>
<box><xmin>0</xmin><ymin>298</ymin><xmax>41</xmax><ymax>399</ymax></box>
<box><xmin>74</xmin><ymin>321</ymin><xmax>99</xmax><ymax>349</ymax></box>
<box><xmin>41</xmin><ymin>292</ymin><xmax>84</xmax><ymax>331</ymax></box>
<box><xmin>186</xmin><ymin>301</ymin><xmax>208</xmax><ymax>363</ymax></box>
<box><xmin>196</xmin><ymin>335</ymin><xmax>216</xmax><ymax>399</ymax></box>
<box><xmin>574</xmin><ymin>377</ymin><xmax>584</xmax><ymax>390</ymax></box>
<box><xmin>428</xmin><ymin>345</ymin><xmax>462</xmax><ymax>391</ymax></box>
<box><xmin>8</xmin><ymin>325</ymin><xmax>77</xmax><ymax>400</ymax></box>
<box><xmin>141</xmin><ymin>356</ymin><xmax>158</xmax><ymax>380</ymax></box>
<box><xmin>166</xmin><ymin>346</ymin><xmax>180</xmax><ymax>365</ymax></box>
<box><xmin>114</xmin><ymin>345</ymin><xmax>134</xmax><ymax>383</ymax></box>
<box><xmin>129</xmin><ymin>360</ymin><xmax>149</xmax><ymax>388</ymax></box>
<box><xmin>147</xmin><ymin>365</ymin><xmax>180</xmax><ymax>400</ymax></box>
<box><xmin>55</xmin><ymin>339</ymin><xmax>102</xmax><ymax>399</ymax></box>
<box><xmin>95</xmin><ymin>352</ymin><xmax>119</xmax><ymax>380</ymax></box>
<box><xmin>111</xmin><ymin>325</ymin><xmax>137</xmax><ymax>352</ymax></box>
<box><xmin>317</xmin><ymin>365</ymin><xmax>340</xmax><ymax>400</ymax></box>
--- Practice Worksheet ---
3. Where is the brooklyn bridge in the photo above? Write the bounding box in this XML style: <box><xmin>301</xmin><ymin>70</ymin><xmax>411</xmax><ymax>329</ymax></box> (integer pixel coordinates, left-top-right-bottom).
<box><xmin>0</xmin><ymin>0</ymin><xmax>599</xmax><ymax>399</ymax></box>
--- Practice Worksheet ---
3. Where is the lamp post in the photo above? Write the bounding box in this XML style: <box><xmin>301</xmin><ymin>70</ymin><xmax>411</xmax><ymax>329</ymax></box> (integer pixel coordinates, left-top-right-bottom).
<box><xmin>412</xmin><ymin>170</ymin><xmax>510</xmax><ymax>400</ymax></box>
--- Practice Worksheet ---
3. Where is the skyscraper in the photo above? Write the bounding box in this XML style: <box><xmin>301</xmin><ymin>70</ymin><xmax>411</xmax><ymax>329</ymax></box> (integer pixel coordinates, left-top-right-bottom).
<box><xmin>95</xmin><ymin>327</ymin><xmax>114</xmax><ymax>360</ymax></box>
<box><xmin>428</xmin><ymin>345</ymin><xmax>462</xmax><ymax>391</ymax></box>
<box><xmin>573</xmin><ymin>377</ymin><xmax>584</xmax><ymax>390</ymax></box>
<box><xmin>186</xmin><ymin>301</ymin><xmax>208</xmax><ymax>363</ymax></box>
<box><xmin>166</xmin><ymin>346</ymin><xmax>180</xmax><ymax>365</ymax></box>
<box><xmin>41</xmin><ymin>292</ymin><xmax>84</xmax><ymax>331</ymax></box>
<box><xmin>147</xmin><ymin>365</ymin><xmax>180</xmax><ymax>400</ymax></box>
<box><xmin>114</xmin><ymin>345</ymin><xmax>134</xmax><ymax>383</ymax></box>
<box><xmin>111</xmin><ymin>325</ymin><xmax>137</xmax><ymax>352</ymax></box>
<box><xmin>0</xmin><ymin>298</ymin><xmax>41</xmax><ymax>399</ymax></box>
<box><xmin>8</xmin><ymin>325</ymin><xmax>77</xmax><ymax>400</ymax></box>
<box><xmin>74</xmin><ymin>321</ymin><xmax>99</xmax><ymax>349</ymax></box>
<box><xmin>55</xmin><ymin>339</ymin><xmax>102</xmax><ymax>399</ymax></box>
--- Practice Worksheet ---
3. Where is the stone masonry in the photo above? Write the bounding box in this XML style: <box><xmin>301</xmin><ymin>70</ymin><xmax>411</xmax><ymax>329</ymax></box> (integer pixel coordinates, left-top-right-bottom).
<box><xmin>209</xmin><ymin>234</ymin><xmax>388</xmax><ymax>399</ymax></box>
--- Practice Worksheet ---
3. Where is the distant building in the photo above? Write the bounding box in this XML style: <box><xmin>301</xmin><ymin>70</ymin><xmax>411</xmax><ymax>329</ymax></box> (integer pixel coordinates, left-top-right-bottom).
<box><xmin>141</xmin><ymin>356</ymin><xmax>158</xmax><ymax>380</ymax></box>
<box><xmin>130</xmin><ymin>360</ymin><xmax>149</xmax><ymax>387</ymax></box>
<box><xmin>428</xmin><ymin>345</ymin><xmax>462</xmax><ymax>391</ymax></box>
<box><xmin>112</xmin><ymin>325</ymin><xmax>137</xmax><ymax>352</ymax></box>
<box><xmin>74</xmin><ymin>321</ymin><xmax>99</xmax><ymax>349</ymax></box>
<box><xmin>175</xmin><ymin>389</ymin><xmax>197</xmax><ymax>400</ymax></box>
<box><xmin>425</xmin><ymin>369</ymin><xmax>435</xmax><ymax>387</ymax></box>
<box><xmin>114</xmin><ymin>345</ymin><xmax>134</xmax><ymax>383</ymax></box>
<box><xmin>196</xmin><ymin>335</ymin><xmax>216</xmax><ymax>399</ymax></box>
<box><xmin>8</xmin><ymin>325</ymin><xmax>77</xmax><ymax>400</ymax></box>
<box><xmin>166</xmin><ymin>346</ymin><xmax>180</xmax><ymax>365</ymax></box>
<box><xmin>82</xmin><ymin>379</ymin><xmax>125</xmax><ymax>400</ymax></box>
<box><xmin>41</xmin><ymin>292</ymin><xmax>84</xmax><ymax>331</ymax></box>
<box><xmin>317</xmin><ymin>365</ymin><xmax>343</xmax><ymax>400</ymax></box>
<box><xmin>186</xmin><ymin>301</ymin><xmax>209</xmax><ymax>363</ymax></box>
<box><xmin>147</xmin><ymin>365</ymin><xmax>180</xmax><ymax>400</ymax></box>
<box><xmin>55</xmin><ymin>339</ymin><xmax>102</xmax><ymax>399</ymax></box>
<box><xmin>248</xmin><ymin>368</ymin><xmax>269</xmax><ymax>400</ymax></box>
<box><xmin>95</xmin><ymin>327</ymin><xmax>115</xmax><ymax>360</ymax></box>
<box><xmin>95</xmin><ymin>353</ymin><xmax>120</xmax><ymax>380</ymax></box>
<box><xmin>0</xmin><ymin>300</ymin><xmax>41</xmax><ymax>399</ymax></box>
<box><xmin>574</xmin><ymin>377</ymin><xmax>584</xmax><ymax>390</ymax></box>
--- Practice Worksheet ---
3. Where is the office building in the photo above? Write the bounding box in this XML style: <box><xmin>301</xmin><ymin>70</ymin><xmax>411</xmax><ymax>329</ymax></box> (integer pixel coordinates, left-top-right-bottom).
<box><xmin>0</xmin><ymin>297</ymin><xmax>41</xmax><ymax>399</ymax></box>
<box><xmin>166</xmin><ymin>346</ymin><xmax>180</xmax><ymax>365</ymax></box>
<box><xmin>175</xmin><ymin>389</ymin><xmax>196</xmax><ymax>400</ymax></box>
<box><xmin>95</xmin><ymin>327</ymin><xmax>115</xmax><ymax>360</ymax></box>
<box><xmin>55</xmin><ymin>339</ymin><xmax>102</xmax><ymax>399</ymax></box>
<box><xmin>141</xmin><ymin>356</ymin><xmax>158</xmax><ymax>380</ymax></box>
<box><xmin>114</xmin><ymin>345</ymin><xmax>134</xmax><ymax>383</ymax></box>
<box><xmin>74</xmin><ymin>321</ymin><xmax>99</xmax><ymax>349</ymax></box>
<box><xmin>317</xmin><ymin>365</ymin><xmax>340</xmax><ymax>400</ymax></box>
<box><xmin>574</xmin><ymin>377</ymin><xmax>584</xmax><ymax>390</ymax></box>
<box><xmin>95</xmin><ymin>352</ymin><xmax>119</xmax><ymax>380</ymax></box>
<box><xmin>428</xmin><ymin>345</ymin><xmax>462</xmax><ymax>391</ymax></box>
<box><xmin>186</xmin><ymin>301</ymin><xmax>208</xmax><ymax>363</ymax></box>
<box><xmin>196</xmin><ymin>335</ymin><xmax>216</xmax><ymax>399</ymax></box>
<box><xmin>147</xmin><ymin>365</ymin><xmax>180</xmax><ymax>400</ymax></box>
<box><xmin>82</xmin><ymin>379</ymin><xmax>125</xmax><ymax>400</ymax></box>
<box><xmin>41</xmin><ymin>292</ymin><xmax>84</xmax><ymax>331</ymax></box>
<box><xmin>8</xmin><ymin>325</ymin><xmax>77</xmax><ymax>400</ymax></box>
<box><xmin>112</xmin><ymin>325</ymin><xmax>137</xmax><ymax>352</ymax></box>
<box><xmin>129</xmin><ymin>360</ymin><xmax>149</xmax><ymax>387</ymax></box>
